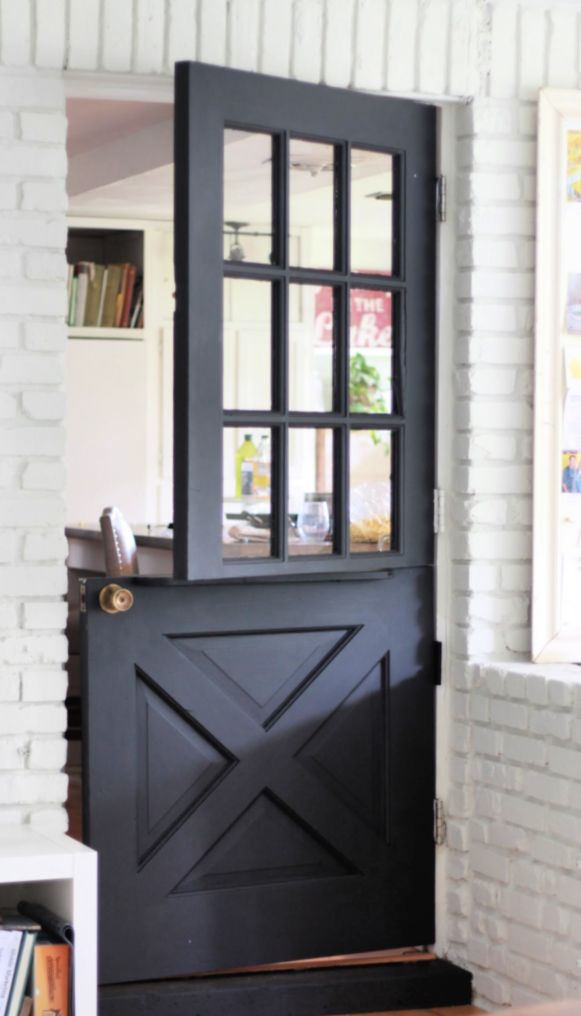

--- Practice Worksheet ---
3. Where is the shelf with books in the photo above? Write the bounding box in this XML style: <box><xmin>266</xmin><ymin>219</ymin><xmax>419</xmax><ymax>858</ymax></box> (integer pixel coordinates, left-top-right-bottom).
<box><xmin>66</xmin><ymin>225</ymin><xmax>145</xmax><ymax>334</ymax></box>
<box><xmin>0</xmin><ymin>827</ymin><xmax>97</xmax><ymax>1016</ymax></box>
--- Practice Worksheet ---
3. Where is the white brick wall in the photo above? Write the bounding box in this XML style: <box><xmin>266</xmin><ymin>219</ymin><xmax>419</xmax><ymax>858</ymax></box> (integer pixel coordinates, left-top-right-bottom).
<box><xmin>448</xmin><ymin>662</ymin><xmax>581</xmax><ymax>1007</ymax></box>
<box><xmin>0</xmin><ymin>66</ymin><xmax>68</xmax><ymax>835</ymax></box>
<box><xmin>1</xmin><ymin>0</ymin><xmax>581</xmax><ymax>1008</ymax></box>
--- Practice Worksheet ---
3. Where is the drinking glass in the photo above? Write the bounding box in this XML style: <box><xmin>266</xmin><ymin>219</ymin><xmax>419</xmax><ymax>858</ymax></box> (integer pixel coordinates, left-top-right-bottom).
<box><xmin>297</xmin><ymin>500</ymin><xmax>330</xmax><ymax>543</ymax></box>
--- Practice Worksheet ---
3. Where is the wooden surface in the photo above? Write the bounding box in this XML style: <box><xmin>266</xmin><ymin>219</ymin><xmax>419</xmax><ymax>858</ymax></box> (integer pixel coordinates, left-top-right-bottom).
<box><xmin>339</xmin><ymin>1009</ymin><xmax>482</xmax><ymax>1016</ymax></box>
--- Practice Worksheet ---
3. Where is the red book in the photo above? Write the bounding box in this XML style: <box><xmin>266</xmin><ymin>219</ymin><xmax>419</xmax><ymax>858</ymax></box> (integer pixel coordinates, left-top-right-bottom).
<box><xmin>120</xmin><ymin>264</ymin><xmax>137</xmax><ymax>328</ymax></box>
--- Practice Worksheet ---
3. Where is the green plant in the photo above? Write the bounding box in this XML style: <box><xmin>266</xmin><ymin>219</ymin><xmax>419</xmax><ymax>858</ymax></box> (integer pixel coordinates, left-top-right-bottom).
<box><xmin>349</xmin><ymin>352</ymin><xmax>388</xmax><ymax>445</ymax></box>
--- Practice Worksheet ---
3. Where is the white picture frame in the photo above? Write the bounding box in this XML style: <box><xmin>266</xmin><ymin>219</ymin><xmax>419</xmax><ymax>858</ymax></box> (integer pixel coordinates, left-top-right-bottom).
<box><xmin>533</xmin><ymin>89</ymin><xmax>581</xmax><ymax>661</ymax></box>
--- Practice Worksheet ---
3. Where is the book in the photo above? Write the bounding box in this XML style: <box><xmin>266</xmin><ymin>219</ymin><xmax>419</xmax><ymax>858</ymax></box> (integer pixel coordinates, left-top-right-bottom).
<box><xmin>120</xmin><ymin>264</ymin><xmax>137</xmax><ymax>328</ymax></box>
<box><xmin>100</xmin><ymin>264</ymin><xmax>123</xmax><ymax>327</ymax></box>
<box><xmin>0</xmin><ymin>915</ymin><xmax>40</xmax><ymax>935</ymax></box>
<box><xmin>17</xmin><ymin>905</ymin><xmax>73</xmax><ymax>1016</ymax></box>
<box><xmin>31</xmin><ymin>942</ymin><xmax>69</xmax><ymax>1016</ymax></box>
<box><xmin>129</xmin><ymin>284</ymin><xmax>143</xmax><ymax>328</ymax></box>
<box><xmin>5</xmin><ymin>935</ymin><xmax>36</xmax><ymax>1016</ymax></box>
<box><xmin>18</xmin><ymin>999</ymin><xmax>31</xmax><ymax>1016</ymax></box>
<box><xmin>67</xmin><ymin>275</ymin><xmax>77</xmax><ymax>327</ymax></box>
<box><xmin>73</xmin><ymin>263</ymin><xmax>92</xmax><ymax>328</ymax></box>
<box><xmin>114</xmin><ymin>263</ymin><xmax>131</xmax><ymax>327</ymax></box>
<box><xmin>96</xmin><ymin>267</ymin><xmax>109</xmax><ymax>326</ymax></box>
<box><xmin>83</xmin><ymin>263</ymin><xmax>105</xmax><ymax>327</ymax></box>
<box><xmin>0</xmin><ymin>931</ymin><xmax>23</xmax><ymax>1016</ymax></box>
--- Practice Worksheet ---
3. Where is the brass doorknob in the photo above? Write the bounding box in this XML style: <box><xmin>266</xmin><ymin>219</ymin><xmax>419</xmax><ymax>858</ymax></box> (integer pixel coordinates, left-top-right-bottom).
<box><xmin>99</xmin><ymin>583</ymin><xmax>134</xmax><ymax>615</ymax></box>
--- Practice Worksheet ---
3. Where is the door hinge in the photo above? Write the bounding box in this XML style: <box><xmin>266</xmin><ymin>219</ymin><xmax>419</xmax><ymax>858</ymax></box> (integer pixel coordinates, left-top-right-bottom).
<box><xmin>434</xmin><ymin>798</ymin><xmax>446</xmax><ymax>846</ymax></box>
<box><xmin>433</xmin><ymin>639</ymin><xmax>442</xmax><ymax>686</ymax></box>
<box><xmin>436</xmin><ymin>175</ymin><xmax>447</xmax><ymax>222</ymax></box>
<box><xmin>433</xmin><ymin>488</ymin><xmax>446</xmax><ymax>534</ymax></box>
<box><xmin>79</xmin><ymin>578</ymin><xmax>87</xmax><ymax>614</ymax></box>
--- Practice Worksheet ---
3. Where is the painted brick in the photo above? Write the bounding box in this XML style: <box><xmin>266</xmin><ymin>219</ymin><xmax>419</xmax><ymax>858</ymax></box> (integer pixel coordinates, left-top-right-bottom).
<box><xmin>471</xmin><ymin>844</ymin><xmax>510</xmax><ymax>884</ymax></box>
<box><xmin>20</xmin><ymin>112</ymin><xmax>66</xmax><ymax>144</ymax></box>
<box><xmin>386</xmin><ymin>0</ymin><xmax>419</xmax><ymax>93</ymax></box>
<box><xmin>22</xmin><ymin>601</ymin><xmax>67</xmax><ymax>631</ymax></box>
<box><xmin>22</xmin><ymin>391</ymin><xmax>65</xmax><ymax>421</ymax></box>
<box><xmin>417</xmin><ymin>0</ymin><xmax>449</xmax><ymax>95</ymax></box>
<box><xmin>21</xmin><ymin>180</ymin><xmax>67</xmax><ymax>211</ymax></box>
<box><xmin>0</xmin><ymin>566</ymin><xmax>67</xmax><ymax>597</ymax></box>
<box><xmin>28</xmin><ymin>736</ymin><xmax>67</xmax><ymax>770</ymax></box>
<box><xmin>24</xmin><ymin>321</ymin><xmax>65</xmax><ymax>352</ymax></box>
<box><xmin>352</xmin><ymin>0</ymin><xmax>386</xmax><ymax>92</ymax></box>
<box><xmin>292</xmin><ymin>0</ymin><xmax>324</xmax><ymax>83</ymax></box>
<box><xmin>198</xmin><ymin>0</ymin><xmax>227</xmax><ymax>65</ymax></box>
<box><xmin>501</xmin><ymin>794</ymin><xmax>545</xmax><ymax>833</ymax></box>
<box><xmin>22</xmin><ymin>461</ymin><xmax>66</xmax><ymax>491</ymax></box>
<box><xmin>134</xmin><ymin>0</ymin><xmax>165</xmax><ymax>74</ymax></box>
<box><xmin>25</xmin><ymin>251</ymin><xmax>67</xmax><ymax>281</ymax></box>
<box><xmin>503</xmin><ymin>732</ymin><xmax>547</xmax><ymax>767</ymax></box>
<box><xmin>23</xmin><ymin>532</ymin><xmax>67</xmax><ymax>562</ymax></box>
<box><xmin>0</xmin><ymin>427</ymin><xmax>64</xmax><ymax>457</ymax></box>
<box><xmin>261</xmin><ymin>0</ymin><xmax>293</xmax><ymax>78</ymax></box>
<box><xmin>519</xmin><ymin>8</ymin><xmax>548</xmax><ymax>100</ymax></box>
<box><xmin>229</xmin><ymin>0</ymin><xmax>261</xmax><ymax>73</ymax></box>
<box><xmin>0</xmin><ymin>0</ymin><xmax>32</xmax><ymax>66</ymax></box>
<box><xmin>490</xmin><ymin>699</ymin><xmax>528</xmax><ymax>731</ymax></box>
<box><xmin>102</xmin><ymin>0</ymin><xmax>133</xmax><ymax>72</ymax></box>
<box><xmin>35</xmin><ymin>0</ymin><xmax>66</xmax><ymax>68</ymax></box>
<box><xmin>21</xmin><ymin>669</ymin><xmax>67</xmax><ymax>702</ymax></box>
<box><xmin>68</xmin><ymin>0</ymin><xmax>100</xmax><ymax>70</ymax></box>
<box><xmin>448</xmin><ymin>0</ymin><xmax>480</xmax><ymax>97</ymax></box>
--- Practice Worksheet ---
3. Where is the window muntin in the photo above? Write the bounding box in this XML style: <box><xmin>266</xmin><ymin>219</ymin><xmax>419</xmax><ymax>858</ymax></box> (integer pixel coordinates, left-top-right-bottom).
<box><xmin>222</xmin><ymin>130</ymin><xmax>401</xmax><ymax>563</ymax></box>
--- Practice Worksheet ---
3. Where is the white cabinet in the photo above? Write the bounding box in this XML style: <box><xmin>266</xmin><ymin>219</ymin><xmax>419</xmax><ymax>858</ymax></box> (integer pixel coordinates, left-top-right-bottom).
<box><xmin>65</xmin><ymin>216</ymin><xmax>174</xmax><ymax>527</ymax></box>
<box><xmin>0</xmin><ymin>827</ymin><xmax>97</xmax><ymax>1016</ymax></box>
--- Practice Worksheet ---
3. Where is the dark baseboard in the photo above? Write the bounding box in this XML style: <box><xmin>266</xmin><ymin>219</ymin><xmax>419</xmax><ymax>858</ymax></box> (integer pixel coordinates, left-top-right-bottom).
<box><xmin>99</xmin><ymin>958</ymin><xmax>472</xmax><ymax>1016</ymax></box>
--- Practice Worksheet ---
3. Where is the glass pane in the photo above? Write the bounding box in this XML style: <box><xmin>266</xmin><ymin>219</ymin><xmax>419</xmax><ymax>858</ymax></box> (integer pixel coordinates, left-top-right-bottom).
<box><xmin>351</xmin><ymin>149</ymin><xmax>394</xmax><ymax>276</ymax></box>
<box><xmin>223</xmin><ymin>279</ymin><xmax>271</xmax><ymax>410</ymax></box>
<box><xmin>289</xmin><ymin>285</ymin><xmax>334</xmax><ymax>412</ymax></box>
<box><xmin>349</xmin><ymin>289</ymin><xmax>393</xmax><ymax>414</ymax></box>
<box><xmin>349</xmin><ymin>430</ymin><xmax>392</xmax><ymax>553</ymax></box>
<box><xmin>289</xmin><ymin>139</ymin><xmax>334</xmax><ymax>269</ymax></box>
<box><xmin>223</xmin><ymin>428</ymin><xmax>273</xmax><ymax>559</ymax></box>
<box><xmin>224</xmin><ymin>129</ymin><xmax>273</xmax><ymax>264</ymax></box>
<box><xmin>289</xmin><ymin>429</ymin><xmax>334</xmax><ymax>556</ymax></box>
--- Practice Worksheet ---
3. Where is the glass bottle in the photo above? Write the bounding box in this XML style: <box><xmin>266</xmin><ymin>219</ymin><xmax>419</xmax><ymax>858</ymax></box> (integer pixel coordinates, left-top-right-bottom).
<box><xmin>235</xmin><ymin>433</ymin><xmax>257</xmax><ymax>497</ymax></box>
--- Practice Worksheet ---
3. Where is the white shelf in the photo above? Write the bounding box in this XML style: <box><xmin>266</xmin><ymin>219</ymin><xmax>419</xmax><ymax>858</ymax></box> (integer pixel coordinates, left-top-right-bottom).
<box><xmin>68</xmin><ymin>326</ymin><xmax>145</xmax><ymax>340</ymax></box>
<box><xmin>0</xmin><ymin>826</ymin><xmax>97</xmax><ymax>1016</ymax></box>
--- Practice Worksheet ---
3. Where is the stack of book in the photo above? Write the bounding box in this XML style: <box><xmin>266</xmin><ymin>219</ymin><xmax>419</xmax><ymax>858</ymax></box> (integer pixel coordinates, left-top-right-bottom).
<box><xmin>0</xmin><ymin>904</ymin><xmax>72</xmax><ymax>1016</ymax></box>
<box><xmin>67</xmin><ymin>260</ymin><xmax>144</xmax><ymax>329</ymax></box>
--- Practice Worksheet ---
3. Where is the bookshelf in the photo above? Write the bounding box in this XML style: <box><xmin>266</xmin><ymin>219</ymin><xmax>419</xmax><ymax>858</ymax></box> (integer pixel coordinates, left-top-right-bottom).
<box><xmin>0</xmin><ymin>826</ymin><xmax>97</xmax><ymax>1015</ymax></box>
<box><xmin>67</xmin><ymin>223</ymin><xmax>145</xmax><ymax>336</ymax></box>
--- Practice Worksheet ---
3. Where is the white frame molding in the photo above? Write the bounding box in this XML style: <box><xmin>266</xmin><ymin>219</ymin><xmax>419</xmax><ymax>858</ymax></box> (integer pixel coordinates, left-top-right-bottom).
<box><xmin>533</xmin><ymin>88</ymin><xmax>581</xmax><ymax>662</ymax></box>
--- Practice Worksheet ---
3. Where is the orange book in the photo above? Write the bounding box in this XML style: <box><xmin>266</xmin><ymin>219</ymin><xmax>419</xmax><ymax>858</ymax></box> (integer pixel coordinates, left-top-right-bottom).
<box><xmin>32</xmin><ymin>942</ymin><xmax>69</xmax><ymax>1016</ymax></box>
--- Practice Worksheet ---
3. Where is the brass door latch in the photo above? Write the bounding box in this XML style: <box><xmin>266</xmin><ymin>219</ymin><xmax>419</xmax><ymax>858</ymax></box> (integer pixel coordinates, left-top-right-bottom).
<box><xmin>99</xmin><ymin>583</ymin><xmax>134</xmax><ymax>615</ymax></box>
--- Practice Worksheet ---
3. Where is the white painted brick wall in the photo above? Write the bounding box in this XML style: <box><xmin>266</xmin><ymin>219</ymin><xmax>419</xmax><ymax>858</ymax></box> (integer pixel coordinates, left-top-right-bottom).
<box><xmin>0</xmin><ymin>66</ymin><xmax>67</xmax><ymax>837</ymax></box>
<box><xmin>0</xmin><ymin>0</ymin><xmax>581</xmax><ymax>1008</ymax></box>
<box><xmin>448</xmin><ymin>662</ymin><xmax>581</xmax><ymax>1006</ymax></box>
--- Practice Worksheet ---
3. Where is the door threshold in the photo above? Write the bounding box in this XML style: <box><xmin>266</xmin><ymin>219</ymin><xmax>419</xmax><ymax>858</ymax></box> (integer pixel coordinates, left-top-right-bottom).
<box><xmin>195</xmin><ymin>948</ymin><xmax>436</xmax><ymax>978</ymax></box>
<box><xmin>100</xmin><ymin>957</ymin><xmax>472</xmax><ymax>1016</ymax></box>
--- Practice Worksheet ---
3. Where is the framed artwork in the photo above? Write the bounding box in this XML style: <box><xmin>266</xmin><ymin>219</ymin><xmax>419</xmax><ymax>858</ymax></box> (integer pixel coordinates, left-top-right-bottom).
<box><xmin>533</xmin><ymin>90</ymin><xmax>581</xmax><ymax>661</ymax></box>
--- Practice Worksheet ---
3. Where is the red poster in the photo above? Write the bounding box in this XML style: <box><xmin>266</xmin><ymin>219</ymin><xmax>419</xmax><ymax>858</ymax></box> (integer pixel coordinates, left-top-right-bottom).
<box><xmin>314</xmin><ymin>287</ymin><xmax>392</xmax><ymax>348</ymax></box>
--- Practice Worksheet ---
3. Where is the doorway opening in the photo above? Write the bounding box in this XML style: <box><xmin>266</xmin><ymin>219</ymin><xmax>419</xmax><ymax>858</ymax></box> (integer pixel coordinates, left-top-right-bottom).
<box><xmin>62</xmin><ymin>70</ymin><xmax>439</xmax><ymax>992</ymax></box>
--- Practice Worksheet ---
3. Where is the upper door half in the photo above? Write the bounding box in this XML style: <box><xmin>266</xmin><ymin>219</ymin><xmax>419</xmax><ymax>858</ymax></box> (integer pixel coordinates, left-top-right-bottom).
<box><xmin>173</xmin><ymin>62</ymin><xmax>437</xmax><ymax>580</ymax></box>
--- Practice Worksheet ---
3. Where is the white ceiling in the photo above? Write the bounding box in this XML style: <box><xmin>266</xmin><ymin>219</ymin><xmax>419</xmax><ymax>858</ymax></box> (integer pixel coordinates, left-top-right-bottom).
<box><xmin>66</xmin><ymin>98</ymin><xmax>392</xmax><ymax>230</ymax></box>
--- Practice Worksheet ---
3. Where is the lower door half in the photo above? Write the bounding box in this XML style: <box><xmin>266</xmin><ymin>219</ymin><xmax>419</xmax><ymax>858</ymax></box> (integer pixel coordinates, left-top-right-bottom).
<box><xmin>82</xmin><ymin>569</ymin><xmax>435</xmax><ymax>984</ymax></box>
